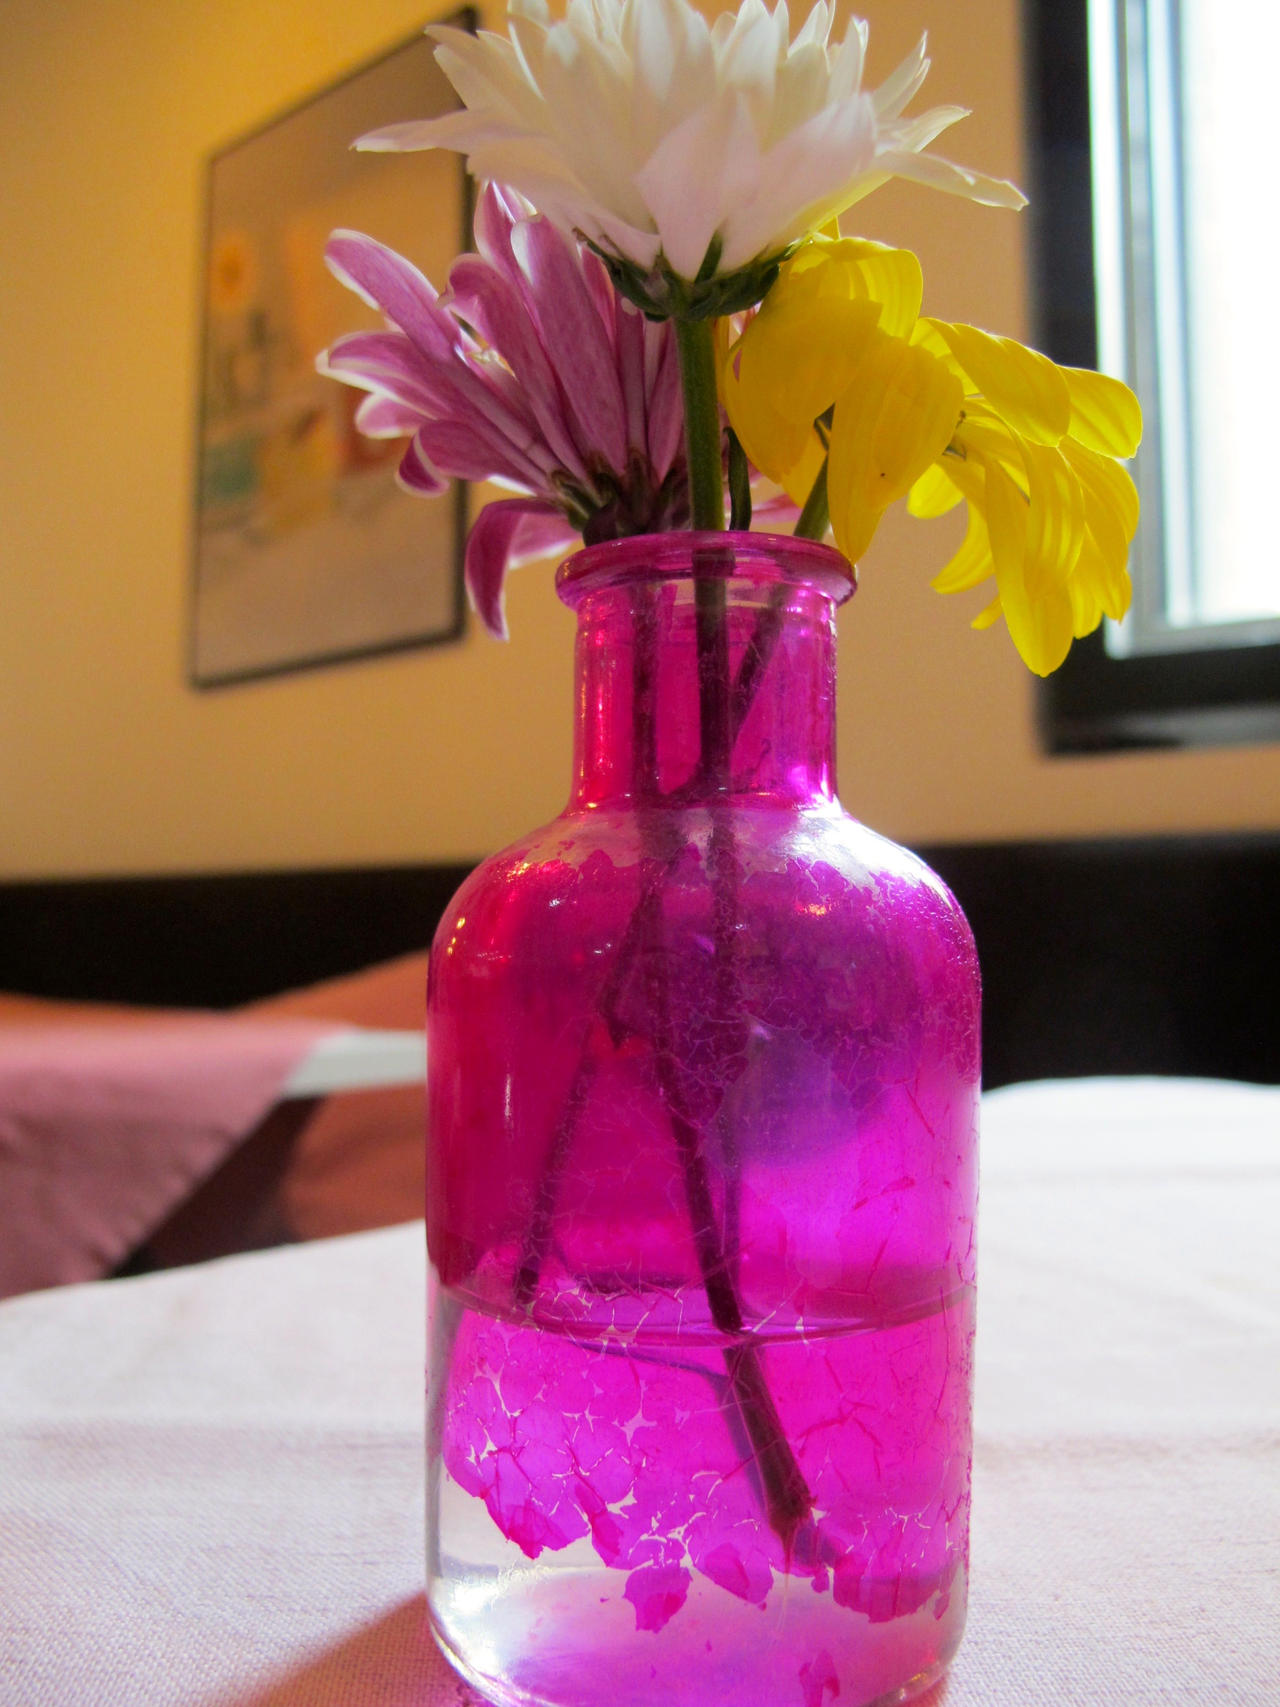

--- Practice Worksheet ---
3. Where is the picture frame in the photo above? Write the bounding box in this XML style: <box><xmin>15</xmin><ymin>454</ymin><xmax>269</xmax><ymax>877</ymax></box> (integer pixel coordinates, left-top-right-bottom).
<box><xmin>190</xmin><ymin>10</ymin><xmax>476</xmax><ymax>688</ymax></box>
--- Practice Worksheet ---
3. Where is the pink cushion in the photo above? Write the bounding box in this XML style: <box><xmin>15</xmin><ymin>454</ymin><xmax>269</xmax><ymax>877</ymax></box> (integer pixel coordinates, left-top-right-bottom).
<box><xmin>0</xmin><ymin>953</ymin><xmax>428</xmax><ymax>1297</ymax></box>
<box><xmin>244</xmin><ymin>953</ymin><xmax>428</xmax><ymax>1242</ymax></box>
<box><xmin>0</xmin><ymin>1002</ymin><xmax>334</xmax><ymax>1299</ymax></box>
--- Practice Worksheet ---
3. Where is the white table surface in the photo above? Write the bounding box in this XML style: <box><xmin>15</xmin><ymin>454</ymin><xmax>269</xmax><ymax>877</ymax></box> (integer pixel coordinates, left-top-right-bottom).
<box><xmin>1</xmin><ymin>1077</ymin><xmax>1276</xmax><ymax>1706</ymax></box>
<box><xmin>283</xmin><ymin>1028</ymin><xmax>426</xmax><ymax>1096</ymax></box>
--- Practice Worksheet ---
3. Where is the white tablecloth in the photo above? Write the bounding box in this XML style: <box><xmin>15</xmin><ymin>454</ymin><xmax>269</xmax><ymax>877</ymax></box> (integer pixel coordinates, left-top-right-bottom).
<box><xmin>2</xmin><ymin>1078</ymin><xmax>1276</xmax><ymax>1706</ymax></box>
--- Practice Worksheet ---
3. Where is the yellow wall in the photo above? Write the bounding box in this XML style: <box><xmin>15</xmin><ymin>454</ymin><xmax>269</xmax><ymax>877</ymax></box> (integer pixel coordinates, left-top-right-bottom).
<box><xmin>2</xmin><ymin>0</ymin><xmax>1276</xmax><ymax>881</ymax></box>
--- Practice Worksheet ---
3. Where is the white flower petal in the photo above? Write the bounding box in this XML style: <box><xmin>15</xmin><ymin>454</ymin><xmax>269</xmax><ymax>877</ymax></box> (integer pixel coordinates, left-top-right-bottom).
<box><xmin>356</xmin><ymin>112</ymin><xmax>491</xmax><ymax>154</ymax></box>
<box><xmin>886</xmin><ymin>104</ymin><xmax>972</xmax><ymax>156</ymax></box>
<box><xmin>630</xmin><ymin>0</ymin><xmax>715</xmax><ymax>159</ymax></box>
<box><xmin>769</xmin><ymin>40</ymin><xmax>833</xmax><ymax>139</ymax></box>
<box><xmin>791</xmin><ymin>3</ymin><xmax>832</xmax><ymax>53</ymax></box>
<box><xmin>871</xmin><ymin>35</ymin><xmax>930</xmax><ymax>123</ymax></box>
<box><xmin>506</xmin><ymin>1</ymin><xmax>554</xmax><ymax>87</ymax></box>
<box><xmin>718</xmin><ymin>1</ymin><xmax>782</xmax><ymax>130</ymax></box>
<box><xmin>827</xmin><ymin>17</ymin><xmax>870</xmax><ymax>104</ymax></box>
<box><xmin>720</xmin><ymin>97</ymin><xmax>877</xmax><ymax>270</ymax></box>
<box><xmin>372</xmin><ymin>2</ymin><xmax>1024</xmax><ymax>283</ymax></box>
<box><xmin>874</xmin><ymin>147</ymin><xmax>1029</xmax><ymax>211</ymax></box>
<box><xmin>536</xmin><ymin>22</ymin><xmax>651</xmax><ymax>227</ymax></box>
<box><xmin>636</xmin><ymin>90</ymin><xmax>761</xmax><ymax>279</ymax></box>
<box><xmin>585</xmin><ymin>211</ymin><xmax>663</xmax><ymax>272</ymax></box>
<box><xmin>433</xmin><ymin>31</ymin><xmax>547</xmax><ymax>128</ymax></box>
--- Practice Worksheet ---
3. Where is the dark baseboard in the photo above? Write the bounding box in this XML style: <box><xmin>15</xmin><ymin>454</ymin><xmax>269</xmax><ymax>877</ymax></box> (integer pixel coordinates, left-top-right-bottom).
<box><xmin>0</xmin><ymin>864</ymin><xmax>474</xmax><ymax>1009</ymax></box>
<box><xmin>920</xmin><ymin>836</ymin><xmax>1279</xmax><ymax>1089</ymax></box>
<box><xmin>1</xmin><ymin>835</ymin><xmax>1276</xmax><ymax>1089</ymax></box>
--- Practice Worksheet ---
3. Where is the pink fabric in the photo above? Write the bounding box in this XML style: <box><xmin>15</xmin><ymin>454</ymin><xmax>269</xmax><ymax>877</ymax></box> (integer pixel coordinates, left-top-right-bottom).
<box><xmin>0</xmin><ymin>1011</ymin><xmax>336</xmax><ymax>1299</ymax></box>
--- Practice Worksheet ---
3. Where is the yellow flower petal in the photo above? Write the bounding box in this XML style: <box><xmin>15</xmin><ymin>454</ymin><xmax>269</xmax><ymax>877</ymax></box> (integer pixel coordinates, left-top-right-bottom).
<box><xmin>908</xmin><ymin>459</ymin><xmax>964</xmax><ymax>518</ymax></box>
<box><xmin>1063</xmin><ymin>366</ymin><xmax>1143</xmax><ymax>458</ymax></box>
<box><xmin>1094</xmin><ymin>539</ymin><xmax>1132</xmax><ymax>622</ymax></box>
<box><xmin>909</xmin><ymin>317</ymin><xmax>957</xmax><ymax>367</ymax></box>
<box><xmin>952</xmin><ymin>409</ymin><xmax>1026</xmax><ymax>481</ymax></box>
<box><xmin>827</xmin><ymin>239</ymin><xmax>924</xmax><ymax>339</ymax></box>
<box><xmin>983</xmin><ymin>452</ymin><xmax>1077</xmax><ymax>675</ymax></box>
<box><xmin>827</xmin><ymin>333</ymin><xmax>964</xmax><ymax>563</ymax></box>
<box><xmin>926</xmin><ymin>321</ymin><xmax>1072</xmax><ymax>444</ymax></box>
<box><xmin>721</xmin><ymin>331</ymin><xmax>824</xmax><ymax>493</ymax></box>
<box><xmin>1058</xmin><ymin>439</ymin><xmax>1135</xmax><ymax>623</ymax></box>
<box><xmin>931</xmin><ymin>499</ymin><xmax>996</xmax><ymax>593</ymax></box>
<box><xmin>781</xmin><ymin>236</ymin><xmax>924</xmax><ymax>339</ymax></box>
<box><xmin>1021</xmin><ymin>439</ymin><xmax>1089</xmax><ymax>586</ymax></box>
<box><xmin>1061</xmin><ymin>436</ymin><xmax>1139</xmax><ymax>542</ymax></box>
<box><xmin>931</xmin><ymin>441</ymin><xmax>987</xmax><ymax>504</ymax></box>
<box><xmin>971</xmin><ymin>592</ymin><xmax>1003</xmax><ymax>630</ymax></box>
<box><xmin>1065</xmin><ymin>513</ymin><xmax>1133</xmax><ymax>637</ymax></box>
<box><xmin>734</xmin><ymin>273</ymin><xmax>881</xmax><ymax>428</ymax></box>
<box><xmin>1068</xmin><ymin>520</ymin><xmax>1132</xmax><ymax>629</ymax></box>
<box><xmin>778</xmin><ymin>433</ymin><xmax>828</xmax><ymax>512</ymax></box>
<box><xmin>1065</xmin><ymin>544</ymin><xmax>1108</xmax><ymax>638</ymax></box>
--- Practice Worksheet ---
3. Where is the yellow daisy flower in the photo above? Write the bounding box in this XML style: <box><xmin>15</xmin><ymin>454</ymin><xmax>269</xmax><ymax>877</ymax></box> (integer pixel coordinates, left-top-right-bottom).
<box><xmin>722</xmin><ymin>236</ymin><xmax>1142</xmax><ymax>674</ymax></box>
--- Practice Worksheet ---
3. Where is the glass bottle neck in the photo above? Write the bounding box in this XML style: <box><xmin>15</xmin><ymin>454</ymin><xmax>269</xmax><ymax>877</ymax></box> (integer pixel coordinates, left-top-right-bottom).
<box><xmin>567</xmin><ymin>569</ymin><xmax>842</xmax><ymax>811</ymax></box>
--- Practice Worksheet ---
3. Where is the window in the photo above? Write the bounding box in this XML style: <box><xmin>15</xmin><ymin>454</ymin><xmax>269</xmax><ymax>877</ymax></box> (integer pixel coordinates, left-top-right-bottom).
<box><xmin>1024</xmin><ymin>0</ymin><xmax>1280</xmax><ymax>751</ymax></box>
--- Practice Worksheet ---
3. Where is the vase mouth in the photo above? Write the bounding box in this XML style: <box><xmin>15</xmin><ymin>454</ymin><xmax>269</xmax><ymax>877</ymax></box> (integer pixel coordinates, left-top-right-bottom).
<box><xmin>556</xmin><ymin>529</ymin><xmax>856</xmax><ymax>609</ymax></box>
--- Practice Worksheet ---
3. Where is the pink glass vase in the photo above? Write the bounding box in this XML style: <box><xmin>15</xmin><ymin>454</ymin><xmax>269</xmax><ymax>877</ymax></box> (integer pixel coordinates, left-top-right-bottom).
<box><xmin>426</xmin><ymin>532</ymin><xmax>980</xmax><ymax>1707</ymax></box>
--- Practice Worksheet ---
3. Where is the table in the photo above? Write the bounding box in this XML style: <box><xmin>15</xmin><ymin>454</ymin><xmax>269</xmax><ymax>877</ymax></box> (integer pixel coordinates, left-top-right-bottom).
<box><xmin>1</xmin><ymin>1077</ymin><xmax>1276</xmax><ymax>1706</ymax></box>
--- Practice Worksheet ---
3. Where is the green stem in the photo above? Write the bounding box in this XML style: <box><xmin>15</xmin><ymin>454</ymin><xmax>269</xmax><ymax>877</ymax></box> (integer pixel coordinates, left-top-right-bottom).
<box><xmin>671</xmin><ymin>314</ymin><xmax>811</xmax><ymax>1538</ymax></box>
<box><xmin>727</xmin><ymin>428</ymin><xmax>752</xmax><ymax>531</ymax></box>
<box><xmin>673</xmin><ymin>316</ymin><xmax>732</xmax><ymax>786</ymax></box>
<box><xmin>675</xmin><ymin>318</ymin><xmax>725</xmax><ymax>532</ymax></box>
<box><xmin>794</xmin><ymin>457</ymin><xmax>830</xmax><ymax>541</ymax></box>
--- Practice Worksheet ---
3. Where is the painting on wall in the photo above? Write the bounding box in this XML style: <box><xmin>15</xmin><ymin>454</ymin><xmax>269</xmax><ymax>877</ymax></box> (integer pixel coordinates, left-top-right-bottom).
<box><xmin>190</xmin><ymin>11</ymin><xmax>475</xmax><ymax>687</ymax></box>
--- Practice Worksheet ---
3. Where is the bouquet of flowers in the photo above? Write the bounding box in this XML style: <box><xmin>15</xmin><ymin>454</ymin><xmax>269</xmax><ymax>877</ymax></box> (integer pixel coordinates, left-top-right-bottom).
<box><xmin>321</xmin><ymin>0</ymin><xmax>1140</xmax><ymax>674</ymax></box>
<box><xmin>319</xmin><ymin>7</ymin><xmax>1140</xmax><ymax>1705</ymax></box>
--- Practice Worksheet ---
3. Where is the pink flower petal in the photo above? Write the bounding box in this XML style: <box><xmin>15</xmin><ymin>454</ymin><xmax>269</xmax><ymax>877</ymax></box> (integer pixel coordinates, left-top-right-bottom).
<box><xmin>447</xmin><ymin>254</ymin><xmax>589</xmax><ymax>482</ymax></box>
<box><xmin>397</xmin><ymin>435</ymin><xmax>448</xmax><ymax>496</ymax></box>
<box><xmin>324</xmin><ymin>242</ymin><xmax>557</xmax><ymax>488</ymax></box>
<box><xmin>697</xmin><ymin>1538</ymin><xmax>773</xmax><ymax>1606</ymax></box>
<box><xmin>324</xmin><ymin>232</ymin><xmax>458</xmax><ymax>361</ymax></box>
<box><xmin>511</xmin><ymin>216</ymin><xmax>629</xmax><ymax>471</ymax></box>
<box><xmin>623</xmin><ymin>1562</ymin><xmax>692</xmax><ymax>1634</ymax></box>
<box><xmin>580</xmin><ymin>244</ymin><xmax>623</xmax><ymax>343</ymax></box>
<box><xmin>355</xmin><ymin>394</ymin><xmax>429</xmax><ymax>437</ymax></box>
<box><xmin>443</xmin><ymin>362</ymin><xmax>557</xmax><ymax>488</ymax></box>
<box><xmin>322</xmin><ymin>191</ymin><xmax>690</xmax><ymax>616</ymax></box>
<box><xmin>504</xmin><ymin>507</ymin><xmax>579</xmax><ymax>570</ymax></box>
<box><xmin>798</xmin><ymin>1650</ymin><xmax>841</xmax><ymax>1707</ymax></box>
<box><xmin>412</xmin><ymin>417</ymin><xmax>537</xmax><ymax>488</ymax></box>
<box><xmin>320</xmin><ymin>331</ymin><xmax>446</xmax><ymax>416</ymax></box>
<box><xmin>614</xmin><ymin>299</ymin><xmax>649</xmax><ymax>465</ymax></box>
<box><xmin>329</xmin><ymin>332</ymin><xmax>550</xmax><ymax>489</ymax></box>
<box><xmin>473</xmin><ymin>180</ymin><xmax>529</xmax><ymax>290</ymax></box>
<box><xmin>644</xmin><ymin>320</ymin><xmax>685</xmax><ymax>480</ymax></box>
<box><xmin>753</xmin><ymin>489</ymin><xmax>804</xmax><ymax>527</ymax></box>
<box><xmin>464</xmin><ymin>498</ymin><xmax>576</xmax><ymax>640</ymax></box>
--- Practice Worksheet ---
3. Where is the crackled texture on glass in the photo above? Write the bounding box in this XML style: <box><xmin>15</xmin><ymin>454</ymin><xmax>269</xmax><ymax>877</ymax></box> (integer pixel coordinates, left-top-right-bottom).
<box><xmin>426</xmin><ymin>535</ymin><xmax>980</xmax><ymax>1707</ymax></box>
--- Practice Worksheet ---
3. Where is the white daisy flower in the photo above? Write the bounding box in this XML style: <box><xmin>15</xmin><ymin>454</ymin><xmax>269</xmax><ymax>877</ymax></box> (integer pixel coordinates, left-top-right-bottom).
<box><xmin>358</xmin><ymin>0</ymin><xmax>1026</xmax><ymax>312</ymax></box>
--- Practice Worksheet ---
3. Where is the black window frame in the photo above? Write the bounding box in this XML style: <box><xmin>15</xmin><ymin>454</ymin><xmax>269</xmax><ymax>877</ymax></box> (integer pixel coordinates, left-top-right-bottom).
<box><xmin>1022</xmin><ymin>0</ymin><xmax>1280</xmax><ymax>754</ymax></box>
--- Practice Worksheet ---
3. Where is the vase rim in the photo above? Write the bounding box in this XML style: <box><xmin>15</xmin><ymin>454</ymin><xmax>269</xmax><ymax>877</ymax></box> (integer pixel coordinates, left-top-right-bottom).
<box><xmin>556</xmin><ymin>529</ymin><xmax>856</xmax><ymax>608</ymax></box>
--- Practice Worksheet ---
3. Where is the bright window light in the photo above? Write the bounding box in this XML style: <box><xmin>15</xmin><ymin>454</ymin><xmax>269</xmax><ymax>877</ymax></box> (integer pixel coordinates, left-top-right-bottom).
<box><xmin>1089</xmin><ymin>0</ymin><xmax>1280</xmax><ymax>654</ymax></box>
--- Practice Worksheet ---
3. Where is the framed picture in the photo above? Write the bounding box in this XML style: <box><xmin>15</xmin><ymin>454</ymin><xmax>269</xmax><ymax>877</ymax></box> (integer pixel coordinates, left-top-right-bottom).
<box><xmin>190</xmin><ymin>11</ymin><xmax>475</xmax><ymax>687</ymax></box>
